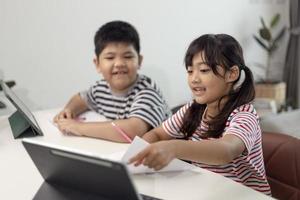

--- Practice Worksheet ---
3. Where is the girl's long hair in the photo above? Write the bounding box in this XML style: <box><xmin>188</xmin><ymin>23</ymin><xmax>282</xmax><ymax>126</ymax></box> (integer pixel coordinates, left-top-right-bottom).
<box><xmin>180</xmin><ymin>34</ymin><xmax>255</xmax><ymax>139</ymax></box>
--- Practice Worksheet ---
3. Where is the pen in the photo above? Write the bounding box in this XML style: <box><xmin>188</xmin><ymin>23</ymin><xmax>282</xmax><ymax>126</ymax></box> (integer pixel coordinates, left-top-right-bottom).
<box><xmin>111</xmin><ymin>122</ymin><xmax>132</xmax><ymax>143</ymax></box>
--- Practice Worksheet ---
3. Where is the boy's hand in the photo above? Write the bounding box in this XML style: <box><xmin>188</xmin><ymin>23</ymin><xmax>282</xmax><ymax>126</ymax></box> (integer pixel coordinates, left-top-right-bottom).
<box><xmin>53</xmin><ymin>109</ymin><xmax>75</xmax><ymax>123</ymax></box>
<box><xmin>56</xmin><ymin>118</ymin><xmax>82</xmax><ymax>136</ymax></box>
<box><xmin>128</xmin><ymin>141</ymin><xmax>176</xmax><ymax>171</ymax></box>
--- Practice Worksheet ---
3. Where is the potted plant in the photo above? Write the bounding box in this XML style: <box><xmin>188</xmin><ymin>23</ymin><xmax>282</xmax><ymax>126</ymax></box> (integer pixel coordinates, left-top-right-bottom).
<box><xmin>253</xmin><ymin>13</ymin><xmax>287</xmax><ymax>111</ymax></box>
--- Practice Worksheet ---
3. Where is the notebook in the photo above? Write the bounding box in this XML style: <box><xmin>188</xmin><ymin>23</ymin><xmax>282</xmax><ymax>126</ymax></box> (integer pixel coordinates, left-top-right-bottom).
<box><xmin>22</xmin><ymin>138</ymin><xmax>162</xmax><ymax>200</ymax></box>
<box><xmin>0</xmin><ymin>80</ymin><xmax>43</xmax><ymax>138</ymax></box>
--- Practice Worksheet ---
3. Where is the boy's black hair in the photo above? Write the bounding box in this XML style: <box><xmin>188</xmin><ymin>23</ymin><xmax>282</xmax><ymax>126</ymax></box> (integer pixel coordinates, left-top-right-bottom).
<box><xmin>94</xmin><ymin>20</ymin><xmax>140</xmax><ymax>57</ymax></box>
<box><xmin>180</xmin><ymin>34</ymin><xmax>255</xmax><ymax>139</ymax></box>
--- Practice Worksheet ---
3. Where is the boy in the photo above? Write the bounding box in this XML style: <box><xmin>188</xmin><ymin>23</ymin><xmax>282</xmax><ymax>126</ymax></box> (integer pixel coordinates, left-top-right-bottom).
<box><xmin>54</xmin><ymin>21</ymin><xmax>171</xmax><ymax>142</ymax></box>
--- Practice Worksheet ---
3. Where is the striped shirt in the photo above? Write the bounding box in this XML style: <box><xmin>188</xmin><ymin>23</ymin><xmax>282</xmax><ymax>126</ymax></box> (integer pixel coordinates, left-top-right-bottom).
<box><xmin>162</xmin><ymin>102</ymin><xmax>271</xmax><ymax>195</ymax></box>
<box><xmin>80</xmin><ymin>74</ymin><xmax>171</xmax><ymax>128</ymax></box>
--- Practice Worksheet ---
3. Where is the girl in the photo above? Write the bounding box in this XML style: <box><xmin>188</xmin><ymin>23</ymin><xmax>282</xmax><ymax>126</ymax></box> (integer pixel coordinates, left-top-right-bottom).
<box><xmin>129</xmin><ymin>34</ymin><xmax>271</xmax><ymax>195</ymax></box>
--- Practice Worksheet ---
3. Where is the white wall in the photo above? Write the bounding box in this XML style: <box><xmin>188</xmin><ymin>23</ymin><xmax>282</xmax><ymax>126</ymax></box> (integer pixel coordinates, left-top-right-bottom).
<box><xmin>0</xmin><ymin>0</ymin><xmax>289</xmax><ymax>110</ymax></box>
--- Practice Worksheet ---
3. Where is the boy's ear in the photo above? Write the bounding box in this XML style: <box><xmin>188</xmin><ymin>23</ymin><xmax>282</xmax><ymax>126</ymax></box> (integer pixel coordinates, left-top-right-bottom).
<box><xmin>93</xmin><ymin>57</ymin><xmax>102</xmax><ymax>73</ymax></box>
<box><xmin>225</xmin><ymin>65</ymin><xmax>239</xmax><ymax>83</ymax></box>
<box><xmin>138</xmin><ymin>55</ymin><xmax>143</xmax><ymax>69</ymax></box>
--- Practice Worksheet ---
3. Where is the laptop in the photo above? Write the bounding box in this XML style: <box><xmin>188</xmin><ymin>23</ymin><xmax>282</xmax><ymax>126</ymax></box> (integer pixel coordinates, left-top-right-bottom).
<box><xmin>22</xmin><ymin>139</ymin><xmax>162</xmax><ymax>200</ymax></box>
<box><xmin>0</xmin><ymin>80</ymin><xmax>43</xmax><ymax>138</ymax></box>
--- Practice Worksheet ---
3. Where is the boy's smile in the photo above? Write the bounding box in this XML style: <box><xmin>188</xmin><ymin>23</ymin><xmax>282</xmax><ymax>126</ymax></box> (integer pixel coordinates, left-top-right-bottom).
<box><xmin>112</xmin><ymin>70</ymin><xmax>128</xmax><ymax>75</ymax></box>
<box><xmin>94</xmin><ymin>42</ymin><xmax>143</xmax><ymax>94</ymax></box>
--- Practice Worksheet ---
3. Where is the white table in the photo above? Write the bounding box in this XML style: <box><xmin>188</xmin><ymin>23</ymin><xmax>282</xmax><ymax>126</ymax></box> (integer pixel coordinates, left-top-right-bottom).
<box><xmin>0</xmin><ymin>109</ymin><xmax>273</xmax><ymax>200</ymax></box>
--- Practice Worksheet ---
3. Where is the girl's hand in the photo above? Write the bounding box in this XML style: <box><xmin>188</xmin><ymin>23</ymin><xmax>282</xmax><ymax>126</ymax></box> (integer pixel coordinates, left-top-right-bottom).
<box><xmin>53</xmin><ymin>109</ymin><xmax>75</xmax><ymax>123</ymax></box>
<box><xmin>128</xmin><ymin>141</ymin><xmax>176</xmax><ymax>171</ymax></box>
<box><xmin>56</xmin><ymin>118</ymin><xmax>82</xmax><ymax>136</ymax></box>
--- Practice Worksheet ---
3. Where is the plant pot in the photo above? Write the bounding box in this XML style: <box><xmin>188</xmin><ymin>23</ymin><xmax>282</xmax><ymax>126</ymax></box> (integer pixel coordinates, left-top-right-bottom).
<box><xmin>255</xmin><ymin>82</ymin><xmax>286</xmax><ymax>108</ymax></box>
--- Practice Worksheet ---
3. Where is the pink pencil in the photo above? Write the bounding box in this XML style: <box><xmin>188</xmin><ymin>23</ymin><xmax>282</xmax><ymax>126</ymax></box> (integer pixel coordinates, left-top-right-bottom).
<box><xmin>111</xmin><ymin>122</ymin><xmax>132</xmax><ymax>143</ymax></box>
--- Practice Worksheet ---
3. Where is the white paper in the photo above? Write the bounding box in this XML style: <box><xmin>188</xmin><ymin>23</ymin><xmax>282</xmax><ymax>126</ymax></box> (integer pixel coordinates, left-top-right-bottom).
<box><xmin>122</xmin><ymin>136</ymin><xmax>195</xmax><ymax>174</ymax></box>
<box><xmin>49</xmin><ymin>111</ymin><xmax>107</xmax><ymax>127</ymax></box>
<box><xmin>76</xmin><ymin>111</ymin><xmax>107</xmax><ymax>122</ymax></box>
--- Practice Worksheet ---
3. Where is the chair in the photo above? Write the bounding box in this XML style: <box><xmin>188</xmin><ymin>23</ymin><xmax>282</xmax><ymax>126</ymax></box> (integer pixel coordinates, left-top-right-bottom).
<box><xmin>171</xmin><ymin>104</ymin><xmax>184</xmax><ymax>114</ymax></box>
<box><xmin>262</xmin><ymin>132</ymin><xmax>300</xmax><ymax>200</ymax></box>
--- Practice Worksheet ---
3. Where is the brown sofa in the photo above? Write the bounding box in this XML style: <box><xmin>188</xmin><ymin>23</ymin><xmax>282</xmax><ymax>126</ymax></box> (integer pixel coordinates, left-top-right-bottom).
<box><xmin>262</xmin><ymin>132</ymin><xmax>300</xmax><ymax>200</ymax></box>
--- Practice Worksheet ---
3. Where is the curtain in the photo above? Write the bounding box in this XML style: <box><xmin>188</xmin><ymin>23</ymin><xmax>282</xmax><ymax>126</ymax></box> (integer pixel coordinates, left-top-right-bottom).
<box><xmin>283</xmin><ymin>0</ymin><xmax>300</xmax><ymax>108</ymax></box>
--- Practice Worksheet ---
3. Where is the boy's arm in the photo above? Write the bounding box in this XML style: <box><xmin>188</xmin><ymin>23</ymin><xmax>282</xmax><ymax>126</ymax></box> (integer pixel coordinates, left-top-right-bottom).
<box><xmin>56</xmin><ymin>117</ymin><xmax>151</xmax><ymax>143</ymax></box>
<box><xmin>54</xmin><ymin>94</ymin><xmax>89</xmax><ymax>122</ymax></box>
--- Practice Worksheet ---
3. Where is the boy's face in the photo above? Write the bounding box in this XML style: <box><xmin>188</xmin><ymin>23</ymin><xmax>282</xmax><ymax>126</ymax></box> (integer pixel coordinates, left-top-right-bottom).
<box><xmin>94</xmin><ymin>42</ymin><xmax>142</xmax><ymax>94</ymax></box>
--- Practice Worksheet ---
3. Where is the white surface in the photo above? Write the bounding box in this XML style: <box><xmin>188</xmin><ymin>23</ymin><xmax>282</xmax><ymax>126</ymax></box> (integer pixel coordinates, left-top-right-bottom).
<box><xmin>0</xmin><ymin>0</ymin><xmax>290</xmax><ymax>109</ymax></box>
<box><xmin>0</xmin><ymin>109</ymin><xmax>273</xmax><ymax>200</ymax></box>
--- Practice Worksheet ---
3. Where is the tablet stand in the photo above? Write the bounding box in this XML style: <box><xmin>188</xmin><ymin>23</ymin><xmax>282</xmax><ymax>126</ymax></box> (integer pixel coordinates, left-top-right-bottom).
<box><xmin>8</xmin><ymin>110</ymin><xmax>36</xmax><ymax>138</ymax></box>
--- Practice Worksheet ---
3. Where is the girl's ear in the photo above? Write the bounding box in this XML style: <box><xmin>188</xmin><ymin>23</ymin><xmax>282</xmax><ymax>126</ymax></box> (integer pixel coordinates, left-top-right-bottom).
<box><xmin>225</xmin><ymin>65</ymin><xmax>240</xmax><ymax>83</ymax></box>
<box><xmin>93</xmin><ymin>57</ymin><xmax>102</xmax><ymax>73</ymax></box>
<box><xmin>138</xmin><ymin>55</ymin><xmax>143</xmax><ymax>69</ymax></box>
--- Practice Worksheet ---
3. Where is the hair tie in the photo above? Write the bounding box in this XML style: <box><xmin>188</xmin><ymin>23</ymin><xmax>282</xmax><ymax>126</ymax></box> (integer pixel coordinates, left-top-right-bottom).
<box><xmin>239</xmin><ymin>64</ymin><xmax>246</xmax><ymax>69</ymax></box>
<box><xmin>233</xmin><ymin>69</ymin><xmax>245</xmax><ymax>91</ymax></box>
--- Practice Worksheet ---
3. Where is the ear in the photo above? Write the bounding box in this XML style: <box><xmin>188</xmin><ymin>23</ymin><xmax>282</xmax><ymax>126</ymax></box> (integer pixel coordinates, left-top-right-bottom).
<box><xmin>138</xmin><ymin>55</ymin><xmax>143</xmax><ymax>69</ymax></box>
<box><xmin>93</xmin><ymin>57</ymin><xmax>102</xmax><ymax>73</ymax></box>
<box><xmin>225</xmin><ymin>65</ymin><xmax>239</xmax><ymax>83</ymax></box>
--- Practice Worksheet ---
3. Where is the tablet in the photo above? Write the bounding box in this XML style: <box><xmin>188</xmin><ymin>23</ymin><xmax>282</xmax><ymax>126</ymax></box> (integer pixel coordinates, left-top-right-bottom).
<box><xmin>0</xmin><ymin>80</ymin><xmax>43</xmax><ymax>138</ymax></box>
<box><xmin>22</xmin><ymin>139</ymin><xmax>162</xmax><ymax>200</ymax></box>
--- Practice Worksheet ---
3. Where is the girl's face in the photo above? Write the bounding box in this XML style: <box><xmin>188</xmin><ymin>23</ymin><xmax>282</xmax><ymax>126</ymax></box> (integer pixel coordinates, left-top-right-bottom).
<box><xmin>187</xmin><ymin>52</ymin><xmax>234</xmax><ymax>109</ymax></box>
<box><xmin>94</xmin><ymin>42</ymin><xmax>142</xmax><ymax>94</ymax></box>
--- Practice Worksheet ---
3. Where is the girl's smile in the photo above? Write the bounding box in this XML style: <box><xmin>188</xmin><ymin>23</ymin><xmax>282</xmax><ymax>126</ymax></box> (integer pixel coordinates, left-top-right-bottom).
<box><xmin>191</xmin><ymin>86</ymin><xmax>206</xmax><ymax>96</ymax></box>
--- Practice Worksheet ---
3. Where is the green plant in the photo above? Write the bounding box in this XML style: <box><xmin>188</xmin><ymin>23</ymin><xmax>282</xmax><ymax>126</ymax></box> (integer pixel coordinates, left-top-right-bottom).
<box><xmin>253</xmin><ymin>13</ymin><xmax>286</xmax><ymax>82</ymax></box>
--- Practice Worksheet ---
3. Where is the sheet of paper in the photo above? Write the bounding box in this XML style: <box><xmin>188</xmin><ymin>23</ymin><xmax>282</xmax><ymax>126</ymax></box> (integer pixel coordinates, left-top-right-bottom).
<box><xmin>122</xmin><ymin>136</ymin><xmax>195</xmax><ymax>174</ymax></box>
<box><xmin>77</xmin><ymin>111</ymin><xmax>107</xmax><ymax>122</ymax></box>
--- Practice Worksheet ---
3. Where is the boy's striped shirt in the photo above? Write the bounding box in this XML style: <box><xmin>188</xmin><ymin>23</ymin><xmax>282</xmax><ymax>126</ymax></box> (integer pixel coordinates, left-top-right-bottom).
<box><xmin>80</xmin><ymin>74</ymin><xmax>171</xmax><ymax>128</ymax></box>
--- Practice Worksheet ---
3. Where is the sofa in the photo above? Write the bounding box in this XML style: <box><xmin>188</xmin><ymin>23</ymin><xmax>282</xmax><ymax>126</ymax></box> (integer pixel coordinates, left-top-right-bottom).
<box><xmin>262</xmin><ymin>132</ymin><xmax>300</xmax><ymax>200</ymax></box>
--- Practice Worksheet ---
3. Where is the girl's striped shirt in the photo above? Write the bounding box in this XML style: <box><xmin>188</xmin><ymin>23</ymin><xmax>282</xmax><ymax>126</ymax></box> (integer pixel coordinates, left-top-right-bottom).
<box><xmin>162</xmin><ymin>102</ymin><xmax>271</xmax><ymax>196</ymax></box>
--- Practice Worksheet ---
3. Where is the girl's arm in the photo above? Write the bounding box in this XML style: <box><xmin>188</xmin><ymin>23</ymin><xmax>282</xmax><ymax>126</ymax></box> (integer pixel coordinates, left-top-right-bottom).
<box><xmin>129</xmin><ymin>133</ymin><xmax>245</xmax><ymax>170</ymax></box>
<box><xmin>172</xmin><ymin>133</ymin><xmax>245</xmax><ymax>165</ymax></box>
<box><xmin>143</xmin><ymin>126</ymin><xmax>174</xmax><ymax>143</ymax></box>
